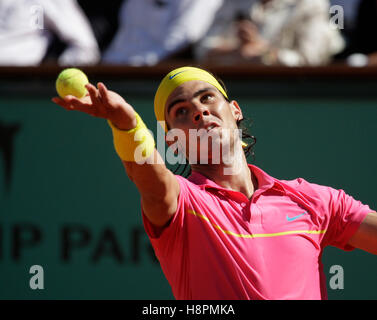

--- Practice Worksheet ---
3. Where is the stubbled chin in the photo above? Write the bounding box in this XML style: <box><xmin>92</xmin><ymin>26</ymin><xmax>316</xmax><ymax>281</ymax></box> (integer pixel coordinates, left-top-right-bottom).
<box><xmin>190</xmin><ymin>142</ymin><xmax>237</xmax><ymax>165</ymax></box>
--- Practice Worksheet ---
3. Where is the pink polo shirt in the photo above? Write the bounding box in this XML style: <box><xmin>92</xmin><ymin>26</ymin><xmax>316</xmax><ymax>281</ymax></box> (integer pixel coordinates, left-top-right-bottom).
<box><xmin>142</xmin><ymin>165</ymin><xmax>372</xmax><ymax>300</ymax></box>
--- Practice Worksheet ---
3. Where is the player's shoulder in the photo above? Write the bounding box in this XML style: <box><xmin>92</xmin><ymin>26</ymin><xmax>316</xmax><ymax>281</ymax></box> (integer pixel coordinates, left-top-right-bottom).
<box><xmin>278</xmin><ymin>176</ymin><xmax>336</xmax><ymax>197</ymax></box>
<box><xmin>277</xmin><ymin>176</ymin><xmax>344</xmax><ymax>211</ymax></box>
<box><xmin>279</xmin><ymin>176</ymin><xmax>312</xmax><ymax>188</ymax></box>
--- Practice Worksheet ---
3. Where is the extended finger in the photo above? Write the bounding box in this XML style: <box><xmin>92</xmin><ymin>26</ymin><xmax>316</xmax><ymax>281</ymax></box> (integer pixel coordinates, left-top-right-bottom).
<box><xmin>97</xmin><ymin>82</ymin><xmax>110</xmax><ymax>103</ymax></box>
<box><xmin>86</xmin><ymin>83</ymin><xmax>101</xmax><ymax>106</ymax></box>
<box><xmin>92</xmin><ymin>82</ymin><xmax>108</xmax><ymax>115</ymax></box>
<box><xmin>51</xmin><ymin>96</ymin><xmax>75</xmax><ymax>110</ymax></box>
<box><xmin>60</xmin><ymin>95</ymin><xmax>99</xmax><ymax>116</ymax></box>
<box><xmin>52</xmin><ymin>95</ymin><xmax>98</xmax><ymax>116</ymax></box>
<box><xmin>69</xmin><ymin>96</ymin><xmax>97</xmax><ymax>113</ymax></box>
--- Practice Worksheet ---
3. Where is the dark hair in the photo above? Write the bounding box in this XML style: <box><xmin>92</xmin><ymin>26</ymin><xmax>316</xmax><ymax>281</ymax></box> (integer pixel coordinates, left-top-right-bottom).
<box><xmin>171</xmin><ymin>73</ymin><xmax>257</xmax><ymax>178</ymax></box>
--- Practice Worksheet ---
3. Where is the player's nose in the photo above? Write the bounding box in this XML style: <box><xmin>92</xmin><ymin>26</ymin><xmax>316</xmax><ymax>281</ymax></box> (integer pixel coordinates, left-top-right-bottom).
<box><xmin>192</xmin><ymin>106</ymin><xmax>210</xmax><ymax>124</ymax></box>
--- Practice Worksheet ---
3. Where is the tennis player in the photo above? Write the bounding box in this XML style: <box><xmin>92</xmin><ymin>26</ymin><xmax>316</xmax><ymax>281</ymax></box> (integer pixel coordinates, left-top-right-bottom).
<box><xmin>52</xmin><ymin>66</ymin><xmax>377</xmax><ymax>300</ymax></box>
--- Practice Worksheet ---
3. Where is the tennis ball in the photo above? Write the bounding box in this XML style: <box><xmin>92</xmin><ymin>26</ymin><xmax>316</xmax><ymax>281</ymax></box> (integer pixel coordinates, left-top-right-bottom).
<box><xmin>56</xmin><ymin>68</ymin><xmax>89</xmax><ymax>99</ymax></box>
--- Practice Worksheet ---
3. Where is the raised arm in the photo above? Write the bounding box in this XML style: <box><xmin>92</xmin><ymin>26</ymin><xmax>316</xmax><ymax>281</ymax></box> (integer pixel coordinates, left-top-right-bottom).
<box><xmin>52</xmin><ymin>82</ymin><xmax>179</xmax><ymax>228</ymax></box>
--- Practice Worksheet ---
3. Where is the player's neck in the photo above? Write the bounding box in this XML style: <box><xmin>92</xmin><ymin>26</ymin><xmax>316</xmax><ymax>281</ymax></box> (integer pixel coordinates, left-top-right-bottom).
<box><xmin>191</xmin><ymin>153</ymin><xmax>257</xmax><ymax>199</ymax></box>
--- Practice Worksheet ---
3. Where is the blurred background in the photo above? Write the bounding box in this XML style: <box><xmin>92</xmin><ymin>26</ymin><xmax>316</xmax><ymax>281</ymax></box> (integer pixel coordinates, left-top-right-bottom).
<box><xmin>0</xmin><ymin>0</ymin><xmax>376</xmax><ymax>299</ymax></box>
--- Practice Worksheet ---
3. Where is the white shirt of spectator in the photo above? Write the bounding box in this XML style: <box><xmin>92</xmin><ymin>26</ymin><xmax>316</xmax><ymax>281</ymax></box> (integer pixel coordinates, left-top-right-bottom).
<box><xmin>0</xmin><ymin>0</ymin><xmax>100</xmax><ymax>66</ymax></box>
<box><xmin>103</xmin><ymin>0</ymin><xmax>223</xmax><ymax>66</ymax></box>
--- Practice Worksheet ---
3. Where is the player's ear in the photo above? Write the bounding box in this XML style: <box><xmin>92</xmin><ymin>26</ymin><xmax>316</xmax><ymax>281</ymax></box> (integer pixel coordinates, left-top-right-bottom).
<box><xmin>229</xmin><ymin>100</ymin><xmax>243</xmax><ymax>122</ymax></box>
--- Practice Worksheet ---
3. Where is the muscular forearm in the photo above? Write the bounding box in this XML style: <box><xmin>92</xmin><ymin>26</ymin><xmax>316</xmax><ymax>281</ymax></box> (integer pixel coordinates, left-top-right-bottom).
<box><xmin>123</xmin><ymin>149</ymin><xmax>171</xmax><ymax>198</ymax></box>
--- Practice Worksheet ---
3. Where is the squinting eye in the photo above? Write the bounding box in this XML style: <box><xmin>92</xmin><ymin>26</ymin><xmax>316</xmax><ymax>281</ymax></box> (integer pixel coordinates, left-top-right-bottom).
<box><xmin>175</xmin><ymin>107</ymin><xmax>188</xmax><ymax>117</ymax></box>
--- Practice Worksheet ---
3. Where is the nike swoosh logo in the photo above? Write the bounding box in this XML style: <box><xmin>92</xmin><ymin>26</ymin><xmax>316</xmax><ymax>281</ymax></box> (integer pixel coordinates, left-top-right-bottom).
<box><xmin>169</xmin><ymin>70</ymin><xmax>187</xmax><ymax>80</ymax></box>
<box><xmin>286</xmin><ymin>212</ymin><xmax>307</xmax><ymax>222</ymax></box>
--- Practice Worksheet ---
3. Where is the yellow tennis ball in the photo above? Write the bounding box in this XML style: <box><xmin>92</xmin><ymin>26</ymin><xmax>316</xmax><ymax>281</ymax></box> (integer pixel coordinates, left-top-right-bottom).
<box><xmin>56</xmin><ymin>68</ymin><xmax>89</xmax><ymax>98</ymax></box>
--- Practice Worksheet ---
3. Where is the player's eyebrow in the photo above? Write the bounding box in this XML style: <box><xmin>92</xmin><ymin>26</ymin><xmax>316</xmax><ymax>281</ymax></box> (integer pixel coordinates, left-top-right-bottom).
<box><xmin>167</xmin><ymin>87</ymin><xmax>217</xmax><ymax>115</ymax></box>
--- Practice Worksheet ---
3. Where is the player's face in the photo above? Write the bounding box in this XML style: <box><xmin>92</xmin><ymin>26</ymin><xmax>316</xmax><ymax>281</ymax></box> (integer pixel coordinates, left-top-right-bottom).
<box><xmin>164</xmin><ymin>80</ymin><xmax>243</xmax><ymax>164</ymax></box>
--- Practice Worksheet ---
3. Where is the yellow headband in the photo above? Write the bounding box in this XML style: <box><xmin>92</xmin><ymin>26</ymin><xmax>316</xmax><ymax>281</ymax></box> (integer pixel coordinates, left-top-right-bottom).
<box><xmin>154</xmin><ymin>66</ymin><xmax>228</xmax><ymax>132</ymax></box>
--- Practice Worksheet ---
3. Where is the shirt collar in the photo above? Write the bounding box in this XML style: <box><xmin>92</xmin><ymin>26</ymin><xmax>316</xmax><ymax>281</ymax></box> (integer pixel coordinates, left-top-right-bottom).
<box><xmin>187</xmin><ymin>164</ymin><xmax>285</xmax><ymax>196</ymax></box>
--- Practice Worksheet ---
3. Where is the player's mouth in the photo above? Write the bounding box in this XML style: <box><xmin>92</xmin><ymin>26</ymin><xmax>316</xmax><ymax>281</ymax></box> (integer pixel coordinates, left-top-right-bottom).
<box><xmin>203</xmin><ymin>122</ymin><xmax>220</xmax><ymax>132</ymax></box>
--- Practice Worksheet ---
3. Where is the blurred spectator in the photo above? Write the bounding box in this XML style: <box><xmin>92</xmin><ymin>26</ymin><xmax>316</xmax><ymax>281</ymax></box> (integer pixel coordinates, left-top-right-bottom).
<box><xmin>195</xmin><ymin>0</ymin><xmax>257</xmax><ymax>62</ymax></box>
<box><xmin>0</xmin><ymin>0</ymin><xmax>100</xmax><ymax>66</ymax></box>
<box><xmin>197</xmin><ymin>0</ymin><xmax>345</xmax><ymax>66</ymax></box>
<box><xmin>77</xmin><ymin>0</ymin><xmax>123</xmax><ymax>53</ymax></box>
<box><xmin>102</xmin><ymin>0</ymin><xmax>223</xmax><ymax>66</ymax></box>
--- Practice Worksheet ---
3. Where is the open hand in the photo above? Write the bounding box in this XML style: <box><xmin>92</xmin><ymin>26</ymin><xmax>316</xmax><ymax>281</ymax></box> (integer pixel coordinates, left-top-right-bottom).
<box><xmin>52</xmin><ymin>82</ymin><xmax>137</xmax><ymax>130</ymax></box>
